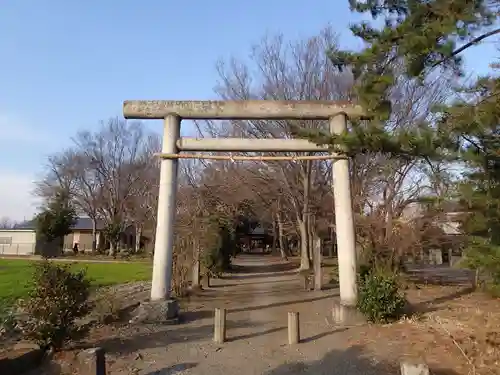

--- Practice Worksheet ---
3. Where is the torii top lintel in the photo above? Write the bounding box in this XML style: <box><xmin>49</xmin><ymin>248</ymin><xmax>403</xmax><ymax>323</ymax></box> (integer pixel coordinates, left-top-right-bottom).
<box><xmin>123</xmin><ymin>100</ymin><xmax>368</xmax><ymax>120</ymax></box>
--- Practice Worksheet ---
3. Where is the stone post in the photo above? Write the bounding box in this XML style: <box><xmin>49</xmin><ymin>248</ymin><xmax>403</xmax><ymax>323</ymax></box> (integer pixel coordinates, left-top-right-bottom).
<box><xmin>330</xmin><ymin>114</ymin><xmax>357</xmax><ymax>307</ymax></box>
<box><xmin>287</xmin><ymin>312</ymin><xmax>300</xmax><ymax>344</ymax></box>
<box><xmin>151</xmin><ymin>114</ymin><xmax>181</xmax><ymax>301</ymax></box>
<box><xmin>76</xmin><ymin>347</ymin><xmax>106</xmax><ymax>375</ymax></box>
<box><xmin>400</xmin><ymin>361</ymin><xmax>429</xmax><ymax>375</ymax></box>
<box><xmin>214</xmin><ymin>308</ymin><xmax>227</xmax><ymax>344</ymax></box>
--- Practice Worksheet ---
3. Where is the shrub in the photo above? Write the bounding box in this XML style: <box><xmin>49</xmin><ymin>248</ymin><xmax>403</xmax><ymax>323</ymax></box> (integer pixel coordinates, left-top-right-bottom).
<box><xmin>0</xmin><ymin>307</ymin><xmax>18</xmax><ymax>338</ymax></box>
<box><xmin>357</xmin><ymin>269</ymin><xmax>406</xmax><ymax>323</ymax></box>
<box><xmin>19</xmin><ymin>261</ymin><xmax>91</xmax><ymax>351</ymax></box>
<box><xmin>460</xmin><ymin>239</ymin><xmax>500</xmax><ymax>296</ymax></box>
<box><xmin>201</xmin><ymin>224</ymin><xmax>235</xmax><ymax>278</ymax></box>
<box><xmin>358</xmin><ymin>263</ymin><xmax>372</xmax><ymax>281</ymax></box>
<box><xmin>202</xmin><ymin>247</ymin><xmax>227</xmax><ymax>278</ymax></box>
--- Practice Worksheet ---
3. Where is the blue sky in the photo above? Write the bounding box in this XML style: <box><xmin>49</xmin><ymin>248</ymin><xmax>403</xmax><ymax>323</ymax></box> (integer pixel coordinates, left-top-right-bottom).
<box><xmin>0</xmin><ymin>0</ymin><xmax>497</xmax><ymax>221</ymax></box>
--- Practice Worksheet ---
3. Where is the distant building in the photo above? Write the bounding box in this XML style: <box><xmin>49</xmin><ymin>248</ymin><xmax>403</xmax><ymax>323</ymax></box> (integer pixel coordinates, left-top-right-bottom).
<box><xmin>0</xmin><ymin>217</ymin><xmax>148</xmax><ymax>256</ymax></box>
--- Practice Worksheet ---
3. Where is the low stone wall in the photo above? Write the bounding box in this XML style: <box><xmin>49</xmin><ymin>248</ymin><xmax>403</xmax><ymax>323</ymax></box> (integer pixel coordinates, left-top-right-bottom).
<box><xmin>0</xmin><ymin>346</ymin><xmax>46</xmax><ymax>375</ymax></box>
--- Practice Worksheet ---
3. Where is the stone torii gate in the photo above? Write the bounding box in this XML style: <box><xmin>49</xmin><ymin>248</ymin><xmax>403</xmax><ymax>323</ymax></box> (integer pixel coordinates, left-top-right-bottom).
<box><xmin>123</xmin><ymin>100</ymin><xmax>365</xmax><ymax>315</ymax></box>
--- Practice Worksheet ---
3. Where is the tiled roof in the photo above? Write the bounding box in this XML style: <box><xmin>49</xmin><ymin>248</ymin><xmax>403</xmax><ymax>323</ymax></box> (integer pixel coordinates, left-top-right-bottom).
<box><xmin>12</xmin><ymin>217</ymin><xmax>105</xmax><ymax>231</ymax></box>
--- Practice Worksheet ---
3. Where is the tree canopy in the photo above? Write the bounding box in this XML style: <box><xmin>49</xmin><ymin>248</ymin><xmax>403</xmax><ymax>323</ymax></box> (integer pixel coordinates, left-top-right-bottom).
<box><xmin>310</xmin><ymin>0</ymin><xmax>500</xmax><ymax>160</ymax></box>
<box><xmin>324</xmin><ymin>0</ymin><xmax>500</xmax><ymax>290</ymax></box>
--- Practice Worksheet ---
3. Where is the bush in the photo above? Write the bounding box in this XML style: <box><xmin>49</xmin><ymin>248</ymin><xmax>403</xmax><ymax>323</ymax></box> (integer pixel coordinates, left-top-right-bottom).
<box><xmin>0</xmin><ymin>307</ymin><xmax>18</xmax><ymax>338</ymax></box>
<box><xmin>202</xmin><ymin>247</ymin><xmax>227</xmax><ymax>278</ymax></box>
<box><xmin>201</xmin><ymin>224</ymin><xmax>235</xmax><ymax>278</ymax></box>
<box><xmin>460</xmin><ymin>239</ymin><xmax>500</xmax><ymax>296</ymax></box>
<box><xmin>19</xmin><ymin>261</ymin><xmax>91</xmax><ymax>351</ymax></box>
<box><xmin>358</xmin><ymin>263</ymin><xmax>372</xmax><ymax>281</ymax></box>
<box><xmin>357</xmin><ymin>269</ymin><xmax>406</xmax><ymax>323</ymax></box>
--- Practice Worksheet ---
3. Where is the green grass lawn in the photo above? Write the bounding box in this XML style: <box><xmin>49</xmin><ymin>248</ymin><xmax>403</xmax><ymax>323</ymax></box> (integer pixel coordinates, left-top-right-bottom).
<box><xmin>0</xmin><ymin>259</ymin><xmax>152</xmax><ymax>307</ymax></box>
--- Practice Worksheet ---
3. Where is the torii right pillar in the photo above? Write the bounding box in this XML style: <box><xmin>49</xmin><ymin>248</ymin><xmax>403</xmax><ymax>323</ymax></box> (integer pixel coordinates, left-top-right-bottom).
<box><xmin>330</xmin><ymin>114</ymin><xmax>358</xmax><ymax>310</ymax></box>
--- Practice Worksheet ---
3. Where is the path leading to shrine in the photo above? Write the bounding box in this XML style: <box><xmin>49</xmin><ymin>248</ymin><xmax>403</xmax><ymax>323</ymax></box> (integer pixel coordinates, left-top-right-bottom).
<box><xmin>35</xmin><ymin>254</ymin><xmax>483</xmax><ymax>374</ymax></box>
<box><xmin>85</xmin><ymin>254</ymin><xmax>395</xmax><ymax>375</ymax></box>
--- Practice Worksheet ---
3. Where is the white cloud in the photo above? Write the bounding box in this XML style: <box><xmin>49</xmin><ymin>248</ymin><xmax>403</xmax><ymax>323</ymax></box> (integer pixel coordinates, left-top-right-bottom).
<box><xmin>0</xmin><ymin>171</ymin><xmax>39</xmax><ymax>221</ymax></box>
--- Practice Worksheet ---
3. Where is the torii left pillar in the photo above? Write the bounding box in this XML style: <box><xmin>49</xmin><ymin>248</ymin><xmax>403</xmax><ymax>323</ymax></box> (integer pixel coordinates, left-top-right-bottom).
<box><xmin>130</xmin><ymin>114</ymin><xmax>182</xmax><ymax>324</ymax></box>
<box><xmin>151</xmin><ymin>114</ymin><xmax>180</xmax><ymax>301</ymax></box>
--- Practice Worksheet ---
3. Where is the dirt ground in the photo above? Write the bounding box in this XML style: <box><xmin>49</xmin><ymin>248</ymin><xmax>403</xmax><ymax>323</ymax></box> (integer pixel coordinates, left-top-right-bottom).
<box><xmin>26</xmin><ymin>255</ymin><xmax>500</xmax><ymax>374</ymax></box>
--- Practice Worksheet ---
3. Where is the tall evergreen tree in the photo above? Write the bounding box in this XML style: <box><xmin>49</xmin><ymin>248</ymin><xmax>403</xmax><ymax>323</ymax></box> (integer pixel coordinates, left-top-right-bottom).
<box><xmin>304</xmin><ymin>0</ymin><xmax>499</xmax><ymax>158</ymax></box>
<box><xmin>35</xmin><ymin>189</ymin><xmax>77</xmax><ymax>249</ymax></box>
<box><xmin>321</xmin><ymin>0</ymin><xmax>500</xmax><ymax>290</ymax></box>
<box><xmin>440</xmin><ymin>70</ymin><xmax>500</xmax><ymax>292</ymax></box>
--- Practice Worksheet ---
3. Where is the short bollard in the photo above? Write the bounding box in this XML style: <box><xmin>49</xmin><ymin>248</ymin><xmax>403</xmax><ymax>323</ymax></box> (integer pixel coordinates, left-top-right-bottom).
<box><xmin>400</xmin><ymin>361</ymin><xmax>430</xmax><ymax>375</ymax></box>
<box><xmin>76</xmin><ymin>347</ymin><xmax>106</xmax><ymax>375</ymax></box>
<box><xmin>214</xmin><ymin>308</ymin><xmax>227</xmax><ymax>344</ymax></box>
<box><xmin>287</xmin><ymin>312</ymin><xmax>300</xmax><ymax>345</ymax></box>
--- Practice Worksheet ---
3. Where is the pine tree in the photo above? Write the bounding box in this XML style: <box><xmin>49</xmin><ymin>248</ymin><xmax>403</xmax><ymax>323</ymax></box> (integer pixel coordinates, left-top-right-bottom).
<box><xmin>303</xmin><ymin>0</ymin><xmax>499</xmax><ymax>158</ymax></box>
<box><xmin>441</xmin><ymin>70</ymin><xmax>500</xmax><ymax>293</ymax></box>
<box><xmin>312</xmin><ymin>1</ymin><xmax>500</xmax><ymax>290</ymax></box>
<box><xmin>333</xmin><ymin>0</ymin><xmax>497</xmax><ymax>117</ymax></box>
<box><xmin>35</xmin><ymin>189</ymin><xmax>77</xmax><ymax>255</ymax></box>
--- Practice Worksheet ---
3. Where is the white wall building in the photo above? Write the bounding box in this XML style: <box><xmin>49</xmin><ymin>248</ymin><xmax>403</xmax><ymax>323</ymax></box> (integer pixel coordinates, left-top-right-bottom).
<box><xmin>0</xmin><ymin>229</ymin><xmax>36</xmax><ymax>256</ymax></box>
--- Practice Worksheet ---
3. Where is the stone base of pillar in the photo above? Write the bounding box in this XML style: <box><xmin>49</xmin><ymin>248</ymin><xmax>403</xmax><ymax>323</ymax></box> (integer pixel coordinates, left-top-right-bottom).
<box><xmin>129</xmin><ymin>299</ymin><xmax>180</xmax><ymax>324</ymax></box>
<box><xmin>331</xmin><ymin>303</ymin><xmax>365</xmax><ymax>325</ymax></box>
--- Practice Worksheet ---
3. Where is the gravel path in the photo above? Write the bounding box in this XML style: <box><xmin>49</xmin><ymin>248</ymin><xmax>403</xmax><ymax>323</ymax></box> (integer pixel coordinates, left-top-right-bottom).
<box><xmin>84</xmin><ymin>254</ymin><xmax>396</xmax><ymax>375</ymax></box>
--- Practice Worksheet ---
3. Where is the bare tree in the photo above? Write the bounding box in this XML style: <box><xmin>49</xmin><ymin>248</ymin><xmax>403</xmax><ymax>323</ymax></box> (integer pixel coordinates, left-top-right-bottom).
<box><xmin>349</xmin><ymin>64</ymin><xmax>454</xmax><ymax>268</ymax></box>
<box><xmin>0</xmin><ymin>217</ymin><xmax>16</xmax><ymax>229</ymax></box>
<box><xmin>70</xmin><ymin>117</ymin><xmax>155</xmax><ymax>255</ymax></box>
<box><xmin>209</xmin><ymin>27</ymin><xmax>455</xmax><ymax>271</ymax></box>
<box><xmin>36</xmin><ymin>148</ymin><xmax>109</xmax><ymax>252</ymax></box>
<box><xmin>213</xmin><ymin>27</ymin><xmax>351</xmax><ymax>269</ymax></box>
<box><xmin>123</xmin><ymin>133</ymin><xmax>161</xmax><ymax>252</ymax></box>
<box><xmin>37</xmin><ymin>117</ymin><xmax>158</xmax><ymax>255</ymax></box>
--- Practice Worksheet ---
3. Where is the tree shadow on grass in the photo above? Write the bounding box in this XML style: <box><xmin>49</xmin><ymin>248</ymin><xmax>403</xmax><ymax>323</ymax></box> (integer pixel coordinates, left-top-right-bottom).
<box><xmin>264</xmin><ymin>345</ymin><xmax>460</xmax><ymax>375</ymax></box>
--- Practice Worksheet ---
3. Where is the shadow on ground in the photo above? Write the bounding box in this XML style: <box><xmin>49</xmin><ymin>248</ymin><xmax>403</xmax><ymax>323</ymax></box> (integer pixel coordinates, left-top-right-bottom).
<box><xmin>263</xmin><ymin>345</ymin><xmax>460</xmax><ymax>375</ymax></box>
<box><xmin>179</xmin><ymin>309</ymin><xmax>215</xmax><ymax>324</ymax></box>
<box><xmin>210</xmin><ymin>278</ymin><xmax>292</xmax><ymax>288</ymax></box>
<box><xmin>26</xmin><ymin>360</ymin><xmax>62</xmax><ymax>375</ymax></box>
<box><xmin>408</xmin><ymin>286</ymin><xmax>474</xmax><ymax>314</ymax></box>
<box><xmin>222</xmin><ymin>270</ymin><xmax>299</xmax><ymax>281</ymax></box>
<box><xmin>230</xmin><ymin>293</ymin><xmax>337</xmax><ymax>313</ymax></box>
<box><xmin>92</xmin><ymin>319</ymin><xmax>261</xmax><ymax>354</ymax></box>
<box><xmin>229</xmin><ymin>261</ymin><xmax>297</xmax><ymax>275</ymax></box>
<box><xmin>143</xmin><ymin>362</ymin><xmax>198</xmax><ymax>375</ymax></box>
